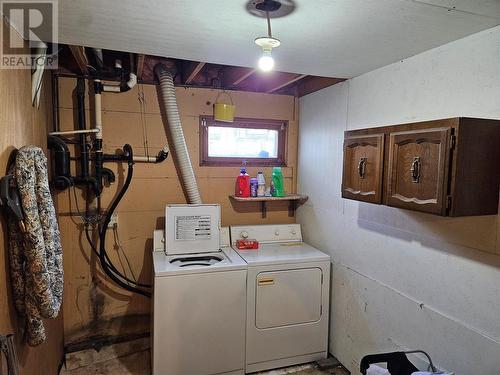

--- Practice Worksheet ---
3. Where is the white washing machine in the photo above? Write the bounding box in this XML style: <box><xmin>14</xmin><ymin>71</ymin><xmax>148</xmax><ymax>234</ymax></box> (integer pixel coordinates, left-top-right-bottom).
<box><xmin>230</xmin><ymin>224</ymin><xmax>330</xmax><ymax>373</ymax></box>
<box><xmin>153</xmin><ymin>204</ymin><xmax>247</xmax><ymax>375</ymax></box>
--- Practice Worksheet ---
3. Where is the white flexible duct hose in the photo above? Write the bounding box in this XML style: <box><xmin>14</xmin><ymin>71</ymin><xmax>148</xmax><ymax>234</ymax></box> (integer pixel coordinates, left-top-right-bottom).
<box><xmin>155</xmin><ymin>65</ymin><xmax>202</xmax><ymax>204</ymax></box>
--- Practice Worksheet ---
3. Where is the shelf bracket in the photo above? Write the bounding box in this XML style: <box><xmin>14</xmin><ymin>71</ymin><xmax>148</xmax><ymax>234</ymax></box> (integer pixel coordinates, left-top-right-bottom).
<box><xmin>288</xmin><ymin>199</ymin><xmax>297</xmax><ymax>217</ymax></box>
<box><xmin>228</xmin><ymin>195</ymin><xmax>308</xmax><ymax>219</ymax></box>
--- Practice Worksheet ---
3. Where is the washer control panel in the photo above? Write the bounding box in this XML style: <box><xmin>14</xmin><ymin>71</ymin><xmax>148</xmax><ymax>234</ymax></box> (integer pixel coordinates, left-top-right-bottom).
<box><xmin>230</xmin><ymin>224</ymin><xmax>302</xmax><ymax>245</ymax></box>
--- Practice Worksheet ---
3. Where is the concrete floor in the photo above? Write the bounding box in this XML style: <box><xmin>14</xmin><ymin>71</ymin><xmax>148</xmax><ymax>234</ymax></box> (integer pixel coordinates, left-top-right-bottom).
<box><xmin>60</xmin><ymin>338</ymin><xmax>350</xmax><ymax>375</ymax></box>
<box><xmin>255</xmin><ymin>363</ymin><xmax>349</xmax><ymax>375</ymax></box>
<box><xmin>61</xmin><ymin>349</ymin><xmax>150</xmax><ymax>375</ymax></box>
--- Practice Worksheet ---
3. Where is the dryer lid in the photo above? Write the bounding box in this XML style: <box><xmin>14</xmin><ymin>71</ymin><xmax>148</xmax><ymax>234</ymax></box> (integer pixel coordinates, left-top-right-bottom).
<box><xmin>235</xmin><ymin>242</ymin><xmax>329</xmax><ymax>266</ymax></box>
<box><xmin>165</xmin><ymin>204</ymin><xmax>221</xmax><ymax>255</ymax></box>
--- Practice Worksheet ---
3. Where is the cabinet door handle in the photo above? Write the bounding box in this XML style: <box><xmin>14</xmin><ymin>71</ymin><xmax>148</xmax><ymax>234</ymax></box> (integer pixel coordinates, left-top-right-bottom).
<box><xmin>358</xmin><ymin>157</ymin><xmax>367</xmax><ymax>179</ymax></box>
<box><xmin>410</xmin><ymin>157</ymin><xmax>421</xmax><ymax>183</ymax></box>
<box><xmin>258</xmin><ymin>278</ymin><xmax>275</xmax><ymax>286</ymax></box>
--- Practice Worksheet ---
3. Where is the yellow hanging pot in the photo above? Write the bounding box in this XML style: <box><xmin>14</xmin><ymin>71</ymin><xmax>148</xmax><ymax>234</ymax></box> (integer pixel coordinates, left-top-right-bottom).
<box><xmin>213</xmin><ymin>91</ymin><xmax>236</xmax><ymax>122</ymax></box>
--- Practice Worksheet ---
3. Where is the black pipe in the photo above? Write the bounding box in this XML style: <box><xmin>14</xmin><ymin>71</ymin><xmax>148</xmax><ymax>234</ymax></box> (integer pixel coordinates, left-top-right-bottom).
<box><xmin>47</xmin><ymin>136</ymin><xmax>70</xmax><ymax>178</ymax></box>
<box><xmin>118</xmin><ymin>80</ymin><xmax>133</xmax><ymax>92</ymax></box>
<box><xmin>155</xmin><ymin>148</ymin><xmax>169</xmax><ymax>163</ymax></box>
<box><xmin>94</xmin><ymin>80</ymin><xmax>103</xmax><ymax>95</ymax></box>
<box><xmin>47</xmin><ymin>135</ymin><xmax>72</xmax><ymax>190</ymax></box>
<box><xmin>73</xmin><ymin>176</ymin><xmax>99</xmax><ymax>195</ymax></box>
<box><xmin>76</xmin><ymin>78</ymin><xmax>89</xmax><ymax>179</ymax></box>
<box><xmin>93</xmin><ymin>80</ymin><xmax>104</xmax><ymax>196</ymax></box>
<box><xmin>52</xmin><ymin>75</ymin><xmax>60</xmax><ymax>132</ymax></box>
<box><xmin>94</xmin><ymin>138</ymin><xmax>103</xmax><ymax>195</ymax></box>
<box><xmin>100</xmin><ymin>168</ymin><xmax>115</xmax><ymax>184</ymax></box>
<box><xmin>98</xmin><ymin>144</ymin><xmax>151</xmax><ymax>298</ymax></box>
<box><xmin>102</xmin><ymin>153</ymin><xmax>128</xmax><ymax>162</ymax></box>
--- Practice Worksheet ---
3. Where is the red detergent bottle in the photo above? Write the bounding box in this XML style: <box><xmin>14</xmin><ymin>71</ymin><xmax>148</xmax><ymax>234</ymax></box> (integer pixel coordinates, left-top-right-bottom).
<box><xmin>235</xmin><ymin>166</ymin><xmax>250</xmax><ymax>197</ymax></box>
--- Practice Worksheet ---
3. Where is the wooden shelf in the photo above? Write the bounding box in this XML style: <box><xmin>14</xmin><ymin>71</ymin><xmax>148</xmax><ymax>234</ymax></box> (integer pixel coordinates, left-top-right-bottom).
<box><xmin>229</xmin><ymin>194</ymin><xmax>308</xmax><ymax>218</ymax></box>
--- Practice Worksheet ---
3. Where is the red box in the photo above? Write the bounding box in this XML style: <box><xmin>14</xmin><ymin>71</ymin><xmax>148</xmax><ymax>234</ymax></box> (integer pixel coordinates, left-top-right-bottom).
<box><xmin>236</xmin><ymin>239</ymin><xmax>259</xmax><ymax>250</ymax></box>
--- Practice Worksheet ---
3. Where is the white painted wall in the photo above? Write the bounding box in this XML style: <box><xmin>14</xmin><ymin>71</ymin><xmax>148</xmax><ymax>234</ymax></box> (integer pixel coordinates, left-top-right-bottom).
<box><xmin>297</xmin><ymin>26</ymin><xmax>500</xmax><ymax>375</ymax></box>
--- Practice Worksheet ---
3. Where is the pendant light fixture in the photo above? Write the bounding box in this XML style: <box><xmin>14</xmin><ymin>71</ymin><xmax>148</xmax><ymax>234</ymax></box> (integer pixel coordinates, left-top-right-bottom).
<box><xmin>254</xmin><ymin>0</ymin><xmax>282</xmax><ymax>72</ymax></box>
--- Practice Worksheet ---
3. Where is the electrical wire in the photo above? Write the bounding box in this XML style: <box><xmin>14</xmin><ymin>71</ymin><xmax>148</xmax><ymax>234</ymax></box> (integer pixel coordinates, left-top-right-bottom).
<box><xmin>71</xmin><ymin>183</ymin><xmax>149</xmax><ymax>287</ymax></box>
<box><xmin>113</xmin><ymin>225</ymin><xmax>137</xmax><ymax>283</ymax></box>
<box><xmin>80</xmin><ymin>199</ymin><xmax>151</xmax><ymax>289</ymax></box>
<box><xmin>71</xmin><ymin>169</ymin><xmax>152</xmax><ymax>293</ymax></box>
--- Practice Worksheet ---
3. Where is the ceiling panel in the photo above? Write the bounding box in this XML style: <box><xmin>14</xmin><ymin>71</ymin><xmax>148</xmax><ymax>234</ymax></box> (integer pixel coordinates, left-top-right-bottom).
<box><xmin>38</xmin><ymin>0</ymin><xmax>500</xmax><ymax>77</ymax></box>
<box><xmin>413</xmin><ymin>0</ymin><xmax>500</xmax><ymax>17</ymax></box>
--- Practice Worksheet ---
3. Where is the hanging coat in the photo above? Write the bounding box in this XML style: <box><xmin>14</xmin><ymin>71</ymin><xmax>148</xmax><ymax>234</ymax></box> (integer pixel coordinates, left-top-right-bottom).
<box><xmin>7</xmin><ymin>146</ymin><xmax>63</xmax><ymax>346</ymax></box>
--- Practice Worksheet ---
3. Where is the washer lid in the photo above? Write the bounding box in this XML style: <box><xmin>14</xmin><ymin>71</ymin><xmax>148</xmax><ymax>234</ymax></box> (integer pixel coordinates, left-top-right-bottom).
<box><xmin>165</xmin><ymin>204</ymin><xmax>221</xmax><ymax>255</ymax></box>
<box><xmin>153</xmin><ymin>247</ymin><xmax>247</xmax><ymax>276</ymax></box>
<box><xmin>235</xmin><ymin>242</ymin><xmax>329</xmax><ymax>266</ymax></box>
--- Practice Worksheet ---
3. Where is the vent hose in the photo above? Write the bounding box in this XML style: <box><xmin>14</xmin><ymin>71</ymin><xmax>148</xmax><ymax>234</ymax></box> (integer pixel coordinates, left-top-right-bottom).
<box><xmin>154</xmin><ymin>64</ymin><xmax>202</xmax><ymax>204</ymax></box>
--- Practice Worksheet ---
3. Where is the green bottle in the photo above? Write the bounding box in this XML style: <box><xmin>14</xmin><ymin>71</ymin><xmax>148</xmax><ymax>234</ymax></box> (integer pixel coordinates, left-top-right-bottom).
<box><xmin>271</xmin><ymin>167</ymin><xmax>285</xmax><ymax>197</ymax></box>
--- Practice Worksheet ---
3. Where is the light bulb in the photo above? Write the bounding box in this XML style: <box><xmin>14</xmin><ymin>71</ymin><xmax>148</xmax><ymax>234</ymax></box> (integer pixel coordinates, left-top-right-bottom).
<box><xmin>258</xmin><ymin>50</ymin><xmax>274</xmax><ymax>72</ymax></box>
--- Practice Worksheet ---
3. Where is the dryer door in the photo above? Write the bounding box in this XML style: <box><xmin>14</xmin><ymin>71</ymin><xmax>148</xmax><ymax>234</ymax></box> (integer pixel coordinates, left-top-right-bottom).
<box><xmin>256</xmin><ymin>268</ymin><xmax>322</xmax><ymax>329</ymax></box>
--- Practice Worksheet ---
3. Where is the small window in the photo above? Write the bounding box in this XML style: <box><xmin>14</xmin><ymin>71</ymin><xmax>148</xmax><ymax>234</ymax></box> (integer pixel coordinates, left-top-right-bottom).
<box><xmin>200</xmin><ymin>116</ymin><xmax>287</xmax><ymax>166</ymax></box>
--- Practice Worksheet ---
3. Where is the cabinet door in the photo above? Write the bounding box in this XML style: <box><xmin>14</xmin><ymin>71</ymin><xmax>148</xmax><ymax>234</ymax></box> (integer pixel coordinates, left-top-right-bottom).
<box><xmin>386</xmin><ymin>127</ymin><xmax>451</xmax><ymax>215</ymax></box>
<box><xmin>342</xmin><ymin>134</ymin><xmax>384</xmax><ymax>203</ymax></box>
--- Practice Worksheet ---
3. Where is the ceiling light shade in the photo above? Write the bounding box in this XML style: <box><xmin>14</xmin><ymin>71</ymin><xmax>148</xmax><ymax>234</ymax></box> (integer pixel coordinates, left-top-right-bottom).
<box><xmin>254</xmin><ymin>36</ymin><xmax>281</xmax><ymax>49</ymax></box>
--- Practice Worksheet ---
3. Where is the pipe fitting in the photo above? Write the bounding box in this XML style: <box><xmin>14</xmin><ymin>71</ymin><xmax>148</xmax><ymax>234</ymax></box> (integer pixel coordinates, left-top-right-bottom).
<box><xmin>101</xmin><ymin>73</ymin><xmax>137</xmax><ymax>93</ymax></box>
<box><xmin>154</xmin><ymin>63</ymin><xmax>176</xmax><ymax>80</ymax></box>
<box><xmin>155</xmin><ymin>146</ymin><xmax>169</xmax><ymax>163</ymax></box>
<box><xmin>119</xmin><ymin>73</ymin><xmax>137</xmax><ymax>92</ymax></box>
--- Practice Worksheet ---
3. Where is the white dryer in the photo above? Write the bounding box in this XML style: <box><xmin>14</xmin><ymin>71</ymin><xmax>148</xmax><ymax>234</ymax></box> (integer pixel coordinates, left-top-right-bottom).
<box><xmin>153</xmin><ymin>204</ymin><xmax>247</xmax><ymax>375</ymax></box>
<box><xmin>230</xmin><ymin>224</ymin><xmax>330</xmax><ymax>373</ymax></box>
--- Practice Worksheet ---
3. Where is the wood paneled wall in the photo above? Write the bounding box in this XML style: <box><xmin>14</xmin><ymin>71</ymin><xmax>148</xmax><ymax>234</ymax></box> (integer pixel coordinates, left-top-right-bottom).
<box><xmin>56</xmin><ymin>77</ymin><xmax>299</xmax><ymax>344</ymax></box>
<box><xmin>0</xmin><ymin>19</ymin><xmax>63</xmax><ymax>374</ymax></box>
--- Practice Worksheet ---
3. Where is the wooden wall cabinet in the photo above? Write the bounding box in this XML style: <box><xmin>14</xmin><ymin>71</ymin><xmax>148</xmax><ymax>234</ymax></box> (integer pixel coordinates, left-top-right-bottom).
<box><xmin>386</xmin><ymin>127</ymin><xmax>451</xmax><ymax>215</ymax></box>
<box><xmin>342</xmin><ymin>134</ymin><xmax>384</xmax><ymax>204</ymax></box>
<box><xmin>342</xmin><ymin>118</ymin><xmax>500</xmax><ymax>216</ymax></box>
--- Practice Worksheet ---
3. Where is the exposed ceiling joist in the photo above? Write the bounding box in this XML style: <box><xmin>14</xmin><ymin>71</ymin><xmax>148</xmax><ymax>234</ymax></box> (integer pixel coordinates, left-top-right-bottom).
<box><xmin>296</xmin><ymin>77</ymin><xmax>346</xmax><ymax>97</ymax></box>
<box><xmin>68</xmin><ymin>45</ymin><xmax>89</xmax><ymax>75</ymax></box>
<box><xmin>136</xmin><ymin>54</ymin><xmax>145</xmax><ymax>80</ymax></box>
<box><xmin>266</xmin><ymin>74</ymin><xmax>307</xmax><ymax>93</ymax></box>
<box><xmin>221</xmin><ymin>67</ymin><xmax>256</xmax><ymax>87</ymax></box>
<box><xmin>183</xmin><ymin>61</ymin><xmax>206</xmax><ymax>84</ymax></box>
<box><xmin>233</xmin><ymin>69</ymin><xmax>255</xmax><ymax>86</ymax></box>
<box><xmin>58</xmin><ymin>45</ymin><xmax>345</xmax><ymax>97</ymax></box>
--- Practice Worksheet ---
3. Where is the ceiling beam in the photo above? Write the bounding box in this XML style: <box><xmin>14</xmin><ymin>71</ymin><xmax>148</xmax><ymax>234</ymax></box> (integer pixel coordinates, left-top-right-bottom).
<box><xmin>183</xmin><ymin>61</ymin><xmax>206</xmax><ymax>84</ymax></box>
<box><xmin>136</xmin><ymin>54</ymin><xmax>145</xmax><ymax>80</ymax></box>
<box><xmin>68</xmin><ymin>45</ymin><xmax>89</xmax><ymax>75</ymax></box>
<box><xmin>266</xmin><ymin>74</ymin><xmax>308</xmax><ymax>93</ymax></box>
<box><xmin>296</xmin><ymin>77</ymin><xmax>346</xmax><ymax>97</ymax></box>
<box><xmin>233</xmin><ymin>69</ymin><xmax>255</xmax><ymax>86</ymax></box>
<box><xmin>221</xmin><ymin>66</ymin><xmax>256</xmax><ymax>87</ymax></box>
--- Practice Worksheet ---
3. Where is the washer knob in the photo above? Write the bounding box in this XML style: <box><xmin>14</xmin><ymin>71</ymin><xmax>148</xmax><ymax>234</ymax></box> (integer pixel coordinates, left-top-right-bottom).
<box><xmin>240</xmin><ymin>231</ymin><xmax>249</xmax><ymax>239</ymax></box>
<box><xmin>291</xmin><ymin>229</ymin><xmax>297</xmax><ymax>235</ymax></box>
<box><xmin>274</xmin><ymin>230</ymin><xmax>280</xmax><ymax>236</ymax></box>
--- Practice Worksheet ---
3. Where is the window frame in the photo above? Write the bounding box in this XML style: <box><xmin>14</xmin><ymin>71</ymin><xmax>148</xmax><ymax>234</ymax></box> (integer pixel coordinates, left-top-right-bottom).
<box><xmin>199</xmin><ymin>116</ymin><xmax>288</xmax><ymax>167</ymax></box>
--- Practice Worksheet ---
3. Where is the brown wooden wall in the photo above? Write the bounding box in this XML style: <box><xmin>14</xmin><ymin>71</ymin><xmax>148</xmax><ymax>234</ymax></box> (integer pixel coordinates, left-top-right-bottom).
<box><xmin>56</xmin><ymin>77</ymin><xmax>299</xmax><ymax>344</ymax></box>
<box><xmin>0</xmin><ymin>20</ymin><xmax>64</xmax><ymax>374</ymax></box>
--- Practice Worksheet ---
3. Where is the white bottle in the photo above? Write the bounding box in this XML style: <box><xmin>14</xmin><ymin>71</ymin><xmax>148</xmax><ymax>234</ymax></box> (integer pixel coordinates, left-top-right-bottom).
<box><xmin>257</xmin><ymin>172</ymin><xmax>266</xmax><ymax>197</ymax></box>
